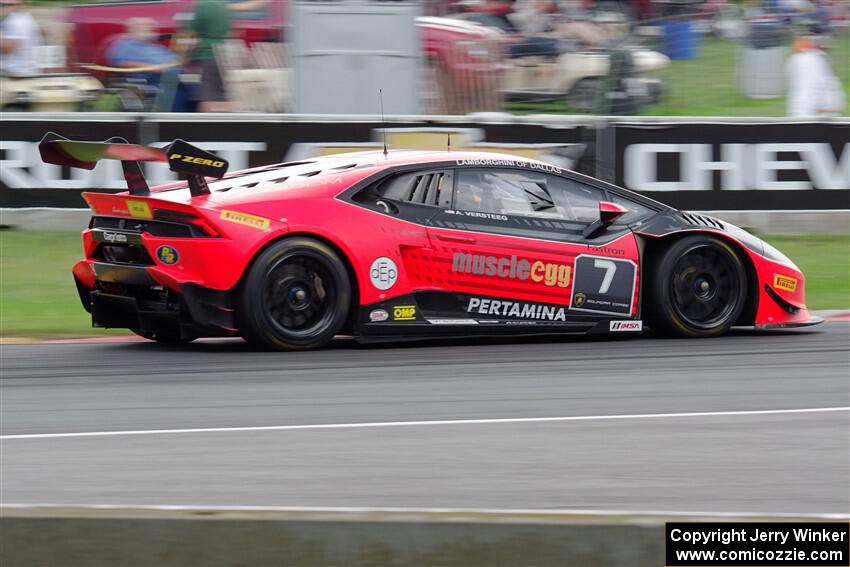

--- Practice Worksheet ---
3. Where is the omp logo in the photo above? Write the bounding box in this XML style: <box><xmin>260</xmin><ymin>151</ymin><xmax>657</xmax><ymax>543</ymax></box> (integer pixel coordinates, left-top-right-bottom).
<box><xmin>168</xmin><ymin>153</ymin><xmax>226</xmax><ymax>168</ymax></box>
<box><xmin>773</xmin><ymin>274</ymin><xmax>798</xmax><ymax>292</ymax></box>
<box><xmin>285</xmin><ymin>128</ymin><xmax>585</xmax><ymax>170</ymax></box>
<box><xmin>393</xmin><ymin>305</ymin><xmax>416</xmax><ymax>321</ymax></box>
<box><xmin>452</xmin><ymin>252</ymin><xmax>571</xmax><ymax>288</ymax></box>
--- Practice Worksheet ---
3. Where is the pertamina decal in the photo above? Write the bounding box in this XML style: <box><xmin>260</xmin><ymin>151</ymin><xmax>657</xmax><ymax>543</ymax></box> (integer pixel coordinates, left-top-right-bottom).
<box><xmin>220</xmin><ymin>210</ymin><xmax>271</xmax><ymax>231</ymax></box>
<box><xmin>467</xmin><ymin>297</ymin><xmax>566</xmax><ymax>322</ymax></box>
<box><xmin>370</xmin><ymin>257</ymin><xmax>398</xmax><ymax>291</ymax></box>
<box><xmin>126</xmin><ymin>200</ymin><xmax>152</xmax><ymax>220</ymax></box>
<box><xmin>393</xmin><ymin>305</ymin><xmax>416</xmax><ymax>321</ymax></box>
<box><xmin>773</xmin><ymin>274</ymin><xmax>798</xmax><ymax>292</ymax></box>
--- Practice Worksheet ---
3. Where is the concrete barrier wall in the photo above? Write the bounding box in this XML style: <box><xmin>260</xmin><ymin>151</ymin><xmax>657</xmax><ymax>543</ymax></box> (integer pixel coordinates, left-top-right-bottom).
<box><xmin>1</xmin><ymin>507</ymin><xmax>839</xmax><ymax>567</ymax></box>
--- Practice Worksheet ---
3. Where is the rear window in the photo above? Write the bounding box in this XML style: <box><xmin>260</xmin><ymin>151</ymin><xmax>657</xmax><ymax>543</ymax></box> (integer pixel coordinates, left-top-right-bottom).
<box><xmin>375</xmin><ymin>171</ymin><xmax>452</xmax><ymax>207</ymax></box>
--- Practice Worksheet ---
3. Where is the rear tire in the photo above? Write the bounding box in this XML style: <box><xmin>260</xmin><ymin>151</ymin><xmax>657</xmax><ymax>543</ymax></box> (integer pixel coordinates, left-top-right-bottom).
<box><xmin>645</xmin><ymin>235</ymin><xmax>747</xmax><ymax>337</ymax></box>
<box><xmin>236</xmin><ymin>237</ymin><xmax>351</xmax><ymax>351</ymax></box>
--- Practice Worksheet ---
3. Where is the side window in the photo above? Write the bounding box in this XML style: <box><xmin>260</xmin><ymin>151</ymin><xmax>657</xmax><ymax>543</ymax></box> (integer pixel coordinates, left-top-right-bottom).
<box><xmin>376</xmin><ymin>171</ymin><xmax>451</xmax><ymax>207</ymax></box>
<box><xmin>453</xmin><ymin>169</ymin><xmax>604</xmax><ymax>223</ymax></box>
<box><xmin>607</xmin><ymin>194</ymin><xmax>657</xmax><ymax>225</ymax></box>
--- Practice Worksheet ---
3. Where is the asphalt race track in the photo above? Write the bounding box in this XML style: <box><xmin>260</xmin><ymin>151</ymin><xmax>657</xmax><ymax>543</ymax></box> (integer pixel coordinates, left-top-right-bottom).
<box><xmin>2</xmin><ymin>323</ymin><xmax>848</xmax><ymax>515</ymax></box>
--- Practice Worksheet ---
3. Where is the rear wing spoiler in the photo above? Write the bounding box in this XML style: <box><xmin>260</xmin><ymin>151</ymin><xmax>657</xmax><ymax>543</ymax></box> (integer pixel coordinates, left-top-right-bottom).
<box><xmin>38</xmin><ymin>132</ymin><xmax>229</xmax><ymax>197</ymax></box>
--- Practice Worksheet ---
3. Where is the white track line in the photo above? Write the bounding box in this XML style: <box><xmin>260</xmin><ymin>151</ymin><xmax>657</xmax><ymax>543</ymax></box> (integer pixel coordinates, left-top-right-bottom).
<box><xmin>1</xmin><ymin>503</ymin><xmax>847</xmax><ymax>520</ymax></box>
<box><xmin>2</xmin><ymin>406</ymin><xmax>847</xmax><ymax>441</ymax></box>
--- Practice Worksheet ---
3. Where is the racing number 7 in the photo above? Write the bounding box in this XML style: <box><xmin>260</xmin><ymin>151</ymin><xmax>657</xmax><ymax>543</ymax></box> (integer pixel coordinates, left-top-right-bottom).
<box><xmin>570</xmin><ymin>255</ymin><xmax>635</xmax><ymax>316</ymax></box>
<box><xmin>593</xmin><ymin>259</ymin><xmax>617</xmax><ymax>294</ymax></box>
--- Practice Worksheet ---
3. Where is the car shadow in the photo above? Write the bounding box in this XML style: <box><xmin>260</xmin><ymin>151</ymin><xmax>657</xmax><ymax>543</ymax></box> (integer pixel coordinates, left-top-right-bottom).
<box><xmin>100</xmin><ymin>323</ymin><xmax>823</xmax><ymax>354</ymax></box>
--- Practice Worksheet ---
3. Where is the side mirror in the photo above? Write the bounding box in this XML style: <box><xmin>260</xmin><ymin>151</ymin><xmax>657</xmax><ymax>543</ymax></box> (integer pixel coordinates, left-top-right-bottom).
<box><xmin>583</xmin><ymin>201</ymin><xmax>629</xmax><ymax>239</ymax></box>
<box><xmin>599</xmin><ymin>201</ymin><xmax>629</xmax><ymax>226</ymax></box>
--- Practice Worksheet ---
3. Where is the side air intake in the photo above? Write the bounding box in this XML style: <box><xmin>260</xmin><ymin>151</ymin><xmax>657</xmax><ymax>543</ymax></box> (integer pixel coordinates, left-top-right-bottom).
<box><xmin>681</xmin><ymin>212</ymin><xmax>726</xmax><ymax>230</ymax></box>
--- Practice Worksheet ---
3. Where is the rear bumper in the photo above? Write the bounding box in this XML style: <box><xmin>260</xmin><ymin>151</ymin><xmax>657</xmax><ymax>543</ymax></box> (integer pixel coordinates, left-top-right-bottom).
<box><xmin>74</xmin><ymin>261</ymin><xmax>237</xmax><ymax>339</ymax></box>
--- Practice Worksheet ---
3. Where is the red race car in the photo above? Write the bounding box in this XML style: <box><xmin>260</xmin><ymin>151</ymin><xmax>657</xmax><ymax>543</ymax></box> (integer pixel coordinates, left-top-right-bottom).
<box><xmin>40</xmin><ymin>133</ymin><xmax>821</xmax><ymax>350</ymax></box>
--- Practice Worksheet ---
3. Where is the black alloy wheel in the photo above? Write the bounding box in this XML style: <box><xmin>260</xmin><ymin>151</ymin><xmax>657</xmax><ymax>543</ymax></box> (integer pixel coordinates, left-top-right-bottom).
<box><xmin>237</xmin><ymin>237</ymin><xmax>351</xmax><ymax>350</ymax></box>
<box><xmin>646</xmin><ymin>235</ymin><xmax>747</xmax><ymax>337</ymax></box>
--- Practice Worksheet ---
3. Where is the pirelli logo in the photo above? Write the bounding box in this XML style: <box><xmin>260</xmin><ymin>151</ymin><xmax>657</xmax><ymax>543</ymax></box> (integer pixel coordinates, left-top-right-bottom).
<box><xmin>219</xmin><ymin>210</ymin><xmax>271</xmax><ymax>231</ymax></box>
<box><xmin>168</xmin><ymin>152</ymin><xmax>226</xmax><ymax>169</ymax></box>
<box><xmin>773</xmin><ymin>274</ymin><xmax>798</xmax><ymax>293</ymax></box>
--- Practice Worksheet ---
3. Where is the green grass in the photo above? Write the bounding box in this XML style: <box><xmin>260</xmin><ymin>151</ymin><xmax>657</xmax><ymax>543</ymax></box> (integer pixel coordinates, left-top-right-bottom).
<box><xmin>759</xmin><ymin>234</ymin><xmax>850</xmax><ymax>310</ymax></box>
<box><xmin>508</xmin><ymin>35</ymin><xmax>850</xmax><ymax>116</ymax></box>
<box><xmin>0</xmin><ymin>230</ymin><xmax>128</xmax><ymax>339</ymax></box>
<box><xmin>0</xmin><ymin>229</ymin><xmax>846</xmax><ymax>339</ymax></box>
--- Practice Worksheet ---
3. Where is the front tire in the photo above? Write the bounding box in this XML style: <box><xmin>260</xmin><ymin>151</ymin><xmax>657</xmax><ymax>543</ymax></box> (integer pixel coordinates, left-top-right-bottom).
<box><xmin>646</xmin><ymin>235</ymin><xmax>747</xmax><ymax>337</ymax></box>
<box><xmin>236</xmin><ymin>237</ymin><xmax>351</xmax><ymax>351</ymax></box>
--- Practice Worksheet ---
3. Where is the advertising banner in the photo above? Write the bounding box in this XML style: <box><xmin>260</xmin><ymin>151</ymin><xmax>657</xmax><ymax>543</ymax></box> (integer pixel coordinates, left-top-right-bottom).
<box><xmin>2</xmin><ymin>116</ymin><xmax>848</xmax><ymax>211</ymax></box>
<box><xmin>0</xmin><ymin>117</ymin><xmax>588</xmax><ymax>208</ymax></box>
<box><xmin>613</xmin><ymin>121</ymin><xmax>850</xmax><ymax>210</ymax></box>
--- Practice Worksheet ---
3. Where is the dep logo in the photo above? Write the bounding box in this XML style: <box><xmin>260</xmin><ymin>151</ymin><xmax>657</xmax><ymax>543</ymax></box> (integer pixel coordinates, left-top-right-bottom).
<box><xmin>370</xmin><ymin>257</ymin><xmax>398</xmax><ymax>291</ymax></box>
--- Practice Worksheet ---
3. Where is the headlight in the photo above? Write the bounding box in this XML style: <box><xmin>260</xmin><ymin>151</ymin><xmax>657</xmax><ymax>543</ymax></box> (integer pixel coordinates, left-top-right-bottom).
<box><xmin>761</xmin><ymin>240</ymin><xmax>801</xmax><ymax>272</ymax></box>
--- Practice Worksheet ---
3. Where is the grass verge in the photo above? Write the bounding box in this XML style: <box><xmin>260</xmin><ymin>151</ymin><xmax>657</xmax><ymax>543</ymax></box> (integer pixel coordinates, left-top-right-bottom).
<box><xmin>0</xmin><ymin>230</ymin><xmax>127</xmax><ymax>339</ymax></box>
<box><xmin>508</xmin><ymin>35</ymin><xmax>850</xmax><ymax>117</ymax></box>
<box><xmin>0</xmin><ymin>230</ymin><xmax>847</xmax><ymax>339</ymax></box>
<box><xmin>759</xmin><ymin>234</ymin><xmax>850</xmax><ymax>311</ymax></box>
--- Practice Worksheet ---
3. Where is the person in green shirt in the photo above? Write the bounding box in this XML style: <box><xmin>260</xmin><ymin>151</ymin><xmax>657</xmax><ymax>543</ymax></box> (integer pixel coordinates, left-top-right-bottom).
<box><xmin>189</xmin><ymin>0</ymin><xmax>232</xmax><ymax>111</ymax></box>
<box><xmin>186</xmin><ymin>0</ymin><xmax>271</xmax><ymax>112</ymax></box>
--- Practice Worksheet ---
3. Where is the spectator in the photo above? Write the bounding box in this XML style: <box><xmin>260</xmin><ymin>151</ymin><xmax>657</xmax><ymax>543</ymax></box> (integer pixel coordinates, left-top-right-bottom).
<box><xmin>106</xmin><ymin>17</ymin><xmax>180</xmax><ymax>111</ymax></box>
<box><xmin>188</xmin><ymin>0</ymin><xmax>232</xmax><ymax>112</ymax></box>
<box><xmin>0</xmin><ymin>0</ymin><xmax>42</xmax><ymax>77</ymax></box>
<box><xmin>106</xmin><ymin>17</ymin><xmax>178</xmax><ymax>70</ymax></box>
<box><xmin>786</xmin><ymin>34</ymin><xmax>846</xmax><ymax>116</ymax></box>
<box><xmin>506</xmin><ymin>0</ymin><xmax>561</xmax><ymax>57</ymax></box>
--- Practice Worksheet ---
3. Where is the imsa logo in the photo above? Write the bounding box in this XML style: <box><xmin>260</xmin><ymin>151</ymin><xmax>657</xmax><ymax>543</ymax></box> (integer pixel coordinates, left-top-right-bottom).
<box><xmin>610</xmin><ymin>320</ymin><xmax>642</xmax><ymax>332</ymax></box>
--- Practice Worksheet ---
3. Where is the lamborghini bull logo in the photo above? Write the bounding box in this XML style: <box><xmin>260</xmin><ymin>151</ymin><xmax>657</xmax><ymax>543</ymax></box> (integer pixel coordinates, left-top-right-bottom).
<box><xmin>285</xmin><ymin>128</ymin><xmax>586</xmax><ymax>170</ymax></box>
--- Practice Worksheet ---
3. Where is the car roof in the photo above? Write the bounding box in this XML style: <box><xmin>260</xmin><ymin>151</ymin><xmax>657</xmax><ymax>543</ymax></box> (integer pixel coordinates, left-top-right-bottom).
<box><xmin>271</xmin><ymin>149</ymin><xmax>550</xmax><ymax>171</ymax></box>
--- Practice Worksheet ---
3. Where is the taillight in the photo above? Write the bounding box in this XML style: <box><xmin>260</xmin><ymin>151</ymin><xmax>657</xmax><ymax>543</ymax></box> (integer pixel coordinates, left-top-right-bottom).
<box><xmin>152</xmin><ymin>208</ymin><xmax>220</xmax><ymax>237</ymax></box>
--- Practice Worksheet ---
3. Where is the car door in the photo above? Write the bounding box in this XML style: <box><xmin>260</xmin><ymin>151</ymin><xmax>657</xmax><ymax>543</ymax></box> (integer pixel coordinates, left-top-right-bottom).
<box><xmin>423</xmin><ymin>167</ymin><xmax>641</xmax><ymax>324</ymax></box>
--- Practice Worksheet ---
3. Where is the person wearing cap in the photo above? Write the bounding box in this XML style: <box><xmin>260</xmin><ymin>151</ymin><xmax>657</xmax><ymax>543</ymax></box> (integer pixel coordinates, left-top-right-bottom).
<box><xmin>0</xmin><ymin>0</ymin><xmax>42</xmax><ymax>77</ymax></box>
